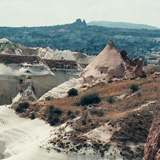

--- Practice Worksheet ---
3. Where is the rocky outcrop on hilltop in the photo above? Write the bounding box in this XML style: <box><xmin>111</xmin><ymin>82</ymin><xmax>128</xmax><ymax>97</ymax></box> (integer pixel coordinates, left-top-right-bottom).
<box><xmin>144</xmin><ymin>103</ymin><xmax>160</xmax><ymax>160</ymax></box>
<box><xmin>72</xmin><ymin>18</ymin><xmax>87</xmax><ymax>27</ymax></box>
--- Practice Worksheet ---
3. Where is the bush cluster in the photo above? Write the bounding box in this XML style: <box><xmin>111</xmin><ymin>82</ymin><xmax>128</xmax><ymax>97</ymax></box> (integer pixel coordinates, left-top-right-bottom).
<box><xmin>107</xmin><ymin>96</ymin><xmax>115</xmax><ymax>104</ymax></box>
<box><xmin>48</xmin><ymin>105</ymin><xmax>63</xmax><ymax>126</ymax></box>
<box><xmin>15</xmin><ymin>102</ymin><xmax>30</xmax><ymax>113</ymax></box>
<box><xmin>67</xmin><ymin>110</ymin><xmax>75</xmax><ymax>119</ymax></box>
<box><xmin>129</xmin><ymin>84</ymin><xmax>139</xmax><ymax>92</ymax></box>
<box><xmin>80</xmin><ymin>93</ymin><xmax>101</xmax><ymax>106</ymax></box>
<box><xmin>67</xmin><ymin>88</ymin><xmax>78</xmax><ymax>97</ymax></box>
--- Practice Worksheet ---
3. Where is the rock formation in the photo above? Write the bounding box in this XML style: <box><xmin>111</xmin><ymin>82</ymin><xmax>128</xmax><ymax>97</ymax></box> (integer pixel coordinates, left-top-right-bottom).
<box><xmin>120</xmin><ymin>50</ymin><xmax>143</xmax><ymax>77</ymax></box>
<box><xmin>0</xmin><ymin>38</ymin><xmax>95</xmax><ymax>64</ymax></box>
<box><xmin>0</xmin><ymin>54</ymin><xmax>60</xmax><ymax>105</ymax></box>
<box><xmin>81</xmin><ymin>41</ymin><xmax>144</xmax><ymax>81</ymax></box>
<box><xmin>81</xmin><ymin>40</ymin><xmax>125</xmax><ymax>80</ymax></box>
<box><xmin>144</xmin><ymin>103</ymin><xmax>160</xmax><ymax>160</ymax></box>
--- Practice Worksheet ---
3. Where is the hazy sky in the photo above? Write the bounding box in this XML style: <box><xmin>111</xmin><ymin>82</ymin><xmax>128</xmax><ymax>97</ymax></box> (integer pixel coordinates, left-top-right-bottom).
<box><xmin>0</xmin><ymin>0</ymin><xmax>159</xmax><ymax>28</ymax></box>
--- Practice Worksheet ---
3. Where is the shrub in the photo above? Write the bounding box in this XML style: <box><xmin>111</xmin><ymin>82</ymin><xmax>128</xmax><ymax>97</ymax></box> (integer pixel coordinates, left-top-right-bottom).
<box><xmin>67</xmin><ymin>110</ymin><xmax>72</xmax><ymax>116</ymax></box>
<box><xmin>108</xmin><ymin>79</ymin><xmax>113</xmax><ymax>83</ymax></box>
<box><xmin>67</xmin><ymin>88</ymin><xmax>78</xmax><ymax>97</ymax></box>
<box><xmin>69</xmin><ymin>113</ymin><xmax>75</xmax><ymax>119</ymax></box>
<box><xmin>129</xmin><ymin>84</ymin><xmax>139</xmax><ymax>92</ymax></box>
<box><xmin>31</xmin><ymin>113</ymin><xmax>35</xmax><ymax>120</ymax></box>
<box><xmin>107</xmin><ymin>96</ymin><xmax>115</xmax><ymax>104</ymax></box>
<box><xmin>15</xmin><ymin>102</ymin><xmax>30</xmax><ymax>113</ymax></box>
<box><xmin>15</xmin><ymin>106</ymin><xmax>23</xmax><ymax>113</ymax></box>
<box><xmin>53</xmin><ymin>107</ymin><xmax>63</xmax><ymax>115</ymax></box>
<box><xmin>82</xmin><ymin>119</ymin><xmax>87</xmax><ymax>125</ymax></box>
<box><xmin>137</xmin><ymin>92</ymin><xmax>141</xmax><ymax>97</ymax></box>
<box><xmin>80</xmin><ymin>93</ymin><xmax>101</xmax><ymax>106</ymax></box>
<box><xmin>48</xmin><ymin>114</ymin><xmax>60</xmax><ymax>126</ymax></box>
<box><xmin>48</xmin><ymin>105</ymin><xmax>62</xmax><ymax>126</ymax></box>
<box><xmin>19</xmin><ymin>102</ymin><xmax>30</xmax><ymax>109</ymax></box>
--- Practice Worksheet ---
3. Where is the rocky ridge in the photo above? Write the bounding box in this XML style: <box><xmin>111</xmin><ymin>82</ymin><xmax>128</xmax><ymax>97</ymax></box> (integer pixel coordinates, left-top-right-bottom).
<box><xmin>0</xmin><ymin>38</ymin><xmax>94</xmax><ymax>63</ymax></box>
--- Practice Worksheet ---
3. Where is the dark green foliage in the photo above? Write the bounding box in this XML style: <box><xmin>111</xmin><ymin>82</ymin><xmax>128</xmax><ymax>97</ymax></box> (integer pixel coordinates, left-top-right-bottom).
<box><xmin>19</xmin><ymin>79</ymin><xmax>23</xmax><ymax>84</ymax></box>
<box><xmin>67</xmin><ymin>110</ymin><xmax>72</xmax><ymax>116</ymax></box>
<box><xmin>129</xmin><ymin>84</ymin><xmax>139</xmax><ymax>92</ymax></box>
<box><xmin>15</xmin><ymin>102</ymin><xmax>30</xmax><ymax>113</ymax></box>
<box><xmin>107</xmin><ymin>96</ymin><xmax>115</xmax><ymax>104</ymax></box>
<box><xmin>48</xmin><ymin>115</ymin><xmax>60</xmax><ymax>126</ymax></box>
<box><xmin>15</xmin><ymin>106</ymin><xmax>23</xmax><ymax>113</ymax></box>
<box><xmin>80</xmin><ymin>93</ymin><xmax>101</xmax><ymax>106</ymax></box>
<box><xmin>53</xmin><ymin>107</ymin><xmax>63</xmax><ymax>115</ymax></box>
<box><xmin>48</xmin><ymin>105</ymin><xmax>62</xmax><ymax>126</ymax></box>
<box><xmin>137</xmin><ymin>92</ymin><xmax>141</xmax><ymax>97</ymax></box>
<box><xmin>19</xmin><ymin>102</ymin><xmax>30</xmax><ymax>109</ymax></box>
<box><xmin>82</xmin><ymin>119</ymin><xmax>87</xmax><ymax>125</ymax></box>
<box><xmin>108</xmin><ymin>79</ymin><xmax>113</xmax><ymax>83</ymax></box>
<box><xmin>67</xmin><ymin>88</ymin><xmax>78</xmax><ymax>97</ymax></box>
<box><xmin>0</xmin><ymin>24</ymin><xmax>159</xmax><ymax>58</ymax></box>
<box><xmin>67</xmin><ymin>110</ymin><xmax>75</xmax><ymax>119</ymax></box>
<box><xmin>31</xmin><ymin>113</ymin><xmax>35</xmax><ymax>120</ymax></box>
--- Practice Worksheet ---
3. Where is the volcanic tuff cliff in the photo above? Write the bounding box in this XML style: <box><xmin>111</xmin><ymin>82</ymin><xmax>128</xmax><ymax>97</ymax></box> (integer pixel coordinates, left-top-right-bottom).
<box><xmin>0</xmin><ymin>54</ymin><xmax>60</xmax><ymax>105</ymax></box>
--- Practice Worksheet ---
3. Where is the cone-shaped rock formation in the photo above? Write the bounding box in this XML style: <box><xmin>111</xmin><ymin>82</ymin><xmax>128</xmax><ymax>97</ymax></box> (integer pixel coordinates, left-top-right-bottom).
<box><xmin>81</xmin><ymin>40</ymin><xmax>144</xmax><ymax>81</ymax></box>
<box><xmin>81</xmin><ymin>40</ymin><xmax>125</xmax><ymax>79</ymax></box>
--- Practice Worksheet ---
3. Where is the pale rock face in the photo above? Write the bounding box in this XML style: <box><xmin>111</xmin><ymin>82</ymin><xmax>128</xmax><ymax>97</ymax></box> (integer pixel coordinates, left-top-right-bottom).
<box><xmin>81</xmin><ymin>40</ymin><xmax>125</xmax><ymax>79</ymax></box>
<box><xmin>39</xmin><ymin>78</ymin><xmax>84</xmax><ymax>100</ymax></box>
<box><xmin>0</xmin><ymin>38</ymin><xmax>12</xmax><ymax>44</ymax></box>
<box><xmin>37</xmin><ymin>48</ymin><xmax>95</xmax><ymax>63</ymax></box>
<box><xmin>0</xmin><ymin>62</ymin><xmax>60</xmax><ymax>105</ymax></box>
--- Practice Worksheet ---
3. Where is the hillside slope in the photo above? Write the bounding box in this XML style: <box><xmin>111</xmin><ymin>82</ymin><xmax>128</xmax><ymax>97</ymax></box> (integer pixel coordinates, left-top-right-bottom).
<box><xmin>12</xmin><ymin>73</ymin><xmax>160</xmax><ymax>159</ymax></box>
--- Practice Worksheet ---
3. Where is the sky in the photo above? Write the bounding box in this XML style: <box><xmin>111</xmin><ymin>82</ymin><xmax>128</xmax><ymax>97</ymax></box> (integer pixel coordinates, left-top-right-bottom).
<box><xmin>0</xmin><ymin>0</ymin><xmax>160</xmax><ymax>28</ymax></box>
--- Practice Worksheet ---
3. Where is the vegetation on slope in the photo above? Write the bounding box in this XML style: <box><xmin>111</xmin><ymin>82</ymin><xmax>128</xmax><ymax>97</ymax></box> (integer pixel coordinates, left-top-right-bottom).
<box><xmin>12</xmin><ymin>74</ymin><xmax>160</xmax><ymax>158</ymax></box>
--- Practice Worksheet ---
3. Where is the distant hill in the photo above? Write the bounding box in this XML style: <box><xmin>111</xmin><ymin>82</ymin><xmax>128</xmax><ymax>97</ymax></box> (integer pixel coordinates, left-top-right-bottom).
<box><xmin>0</xmin><ymin>19</ymin><xmax>160</xmax><ymax>61</ymax></box>
<box><xmin>88</xmin><ymin>21</ymin><xmax>159</xmax><ymax>30</ymax></box>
